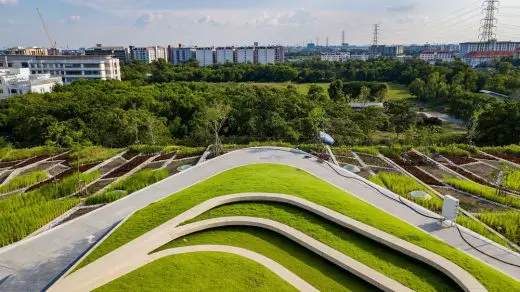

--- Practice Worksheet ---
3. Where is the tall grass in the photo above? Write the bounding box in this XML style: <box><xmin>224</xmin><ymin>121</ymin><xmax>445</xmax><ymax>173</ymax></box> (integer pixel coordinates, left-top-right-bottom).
<box><xmin>0</xmin><ymin>171</ymin><xmax>99</xmax><ymax>247</ymax></box>
<box><xmin>0</xmin><ymin>171</ymin><xmax>48</xmax><ymax>194</ymax></box>
<box><xmin>477</xmin><ymin>211</ymin><xmax>520</xmax><ymax>245</ymax></box>
<box><xmin>369</xmin><ymin>172</ymin><xmax>443</xmax><ymax>212</ymax></box>
<box><xmin>86</xmin><ymin>169</ymin><xmax>169</xmax><ymax>205</ymax></box>
<box><xmin>504</xmin><ymin>170</ymin><xmax>520</xmax><ymax>191</ymax></box>
<box><xmin>0</xmin><ymin>146</ymin><xmax>64</xmax><ymax>162</ymax></box>
<box><xmin>68</xmin><ymin>146</ymin><xmax>123</xmax><ymax>166</ymax></box>
<box><xmin>351</xmin><ymin>146</ymin><xmax>379</xmax><ymax>155</ymax></box>
<box><xmin>481</xmin><ymin>145</ymin><xmax>520</xmax><ymax>156</ymax></box>
<box><xmin>432</xmin><ymin>145</ymin><xmax>471</xmax><ymax>157</ymax></box>
<box><xmin>162</xmin><ymin>146</ymin><xmax>206</xmax><ymax>159</ymax></box>
<box><xmin>378</xmin><ymin>145</ymin><xmax>409</xmax><ymax>158</ymax></box>
<box><xmin>445</xmin><ymin>178</ymin><xmax>520</xmax><ymax>208</ymax></box>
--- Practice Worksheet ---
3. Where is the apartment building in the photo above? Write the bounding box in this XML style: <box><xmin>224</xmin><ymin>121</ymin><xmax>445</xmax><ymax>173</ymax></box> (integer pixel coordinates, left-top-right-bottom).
<box><xmin>350</xmin><ymin>54</ymin><xmax>370</xmax><ymax>61</ymax></box>
<box><xmin>256</xmin><ymin>46</ymin><xmax>276</xmax><ymax>64</ymax></box>
<box><xmin>420</xmin><ymin>51</ymin><xmax>457</xmax><ymax>64</ymax></box>
<box><xmin>215</xmin><ymin>47</ymin><xmax>234</xmax><ymax>64</ymax></box>
<box><xmin>195</xmin><ymin>47</ymin><xmax>215</xmax><ymax>66</ymax></box>
<box><xmin>369</xmin><ymin>45</ymin><xmax>404</xmax><ymax>56</ymax></box>
<box><xmin>86</xmin><ymin>44</ymin><xmax>130</xmax><ymax>61</ymax></box>
<box><xmin>236</xmin><ymin>47</ymin><xmax>255</xmax><ymax>64</ymax></box>
<box><xmin>2</xmin><ymin>55</ymin><xmax>121</xmax><ymax>84</ymax></box>
<box><xmin>321</xmin><ymin>53</ymin><xmax>350</xmax><ymax>62</ymax></box>
<box><xmin>130</xmin><ymin>46</ymin><xmax>167</xmax><ymax>63</ymax></box>
<box><xmin>463</xmin><ymin>51</ymin><xmax>515</xmax><ymax>67</ymax></box>
<box><xmin>168</xmin><ymin>46</ymin><xmax>194</xmax><ymax>65</ymax></box>
<box><xmin>0</xmin><ymin>68</ymin><xmax>62</xmax><ymax>99</ymax></box>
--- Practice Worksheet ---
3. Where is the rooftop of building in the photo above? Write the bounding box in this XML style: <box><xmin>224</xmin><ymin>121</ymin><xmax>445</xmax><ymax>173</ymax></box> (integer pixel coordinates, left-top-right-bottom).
<box><xmin>465</xmin><ymin>51</ymin><xmax>515</xmax><ymax>58</ymax></box>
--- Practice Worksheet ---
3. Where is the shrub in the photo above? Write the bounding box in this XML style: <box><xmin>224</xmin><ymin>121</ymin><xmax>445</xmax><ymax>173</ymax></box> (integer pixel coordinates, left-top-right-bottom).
<box><xmin>378</xmin><ymin>145</ymin><xmax>409</xmax><ymax>158</ymax></box>
<box><xmin>369</xmin><ymin>172</ymin><xmax>442</xmax><ymax>212</ymax></box>
<box><xmin>68</xmin><ymin>146</ymin><xmax>123</xmax><ymax>166</ymax></box>
<box><xmin>477</xmin><ymin>211</ymin><xmax>520</xmax><ymax>245</ymax></box>
<box><xmin>0</xmin><ymin>171</ymin><xmax>48</xmax><ymax>194</ymax></box>
<box><xmin>86</xmin><ymin>169</ymin><xmax>169</xmax><ymax>206</ymax></box>
<box><xmin>445</xmin><ymin>178</ymin><xmax>520</xmax><ymax>208</ymax></box>
<box><xmin>481</xmin><ymin>145</ymin><xmax>520</xmax><ymax>155</ymax></box>
<box><xmin>432</xmin><ymin>145</ymin><xmax>471</xmax><ymax>157</ymax></box>
<box><xmin>351</xmin><ymin>146</ymin><xmax>379</xmax><ymax>155</ymax></box>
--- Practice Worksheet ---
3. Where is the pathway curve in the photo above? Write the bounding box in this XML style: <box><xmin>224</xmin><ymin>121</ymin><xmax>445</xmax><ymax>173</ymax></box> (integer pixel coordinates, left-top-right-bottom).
<box><xmin>0</xmin><ymin>147</ymin><xmax>519</xmax><ymax>291</ymax></box>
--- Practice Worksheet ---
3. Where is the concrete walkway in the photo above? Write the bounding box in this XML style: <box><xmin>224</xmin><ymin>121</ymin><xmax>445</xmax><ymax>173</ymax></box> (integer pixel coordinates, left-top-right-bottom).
<box><xmin>52</xmin><ymin>193</ymin><xmax>485</xmax><ymax>292</ymax></box>
<box><xmin>0</xmin><ymin>147</ymin><xmax>519</xmax><ymax>291</ymax></box>
<box><xmin>50</xmin><ymin>216</ymin><xmax>412</xmax><ymax>292</ymax></box>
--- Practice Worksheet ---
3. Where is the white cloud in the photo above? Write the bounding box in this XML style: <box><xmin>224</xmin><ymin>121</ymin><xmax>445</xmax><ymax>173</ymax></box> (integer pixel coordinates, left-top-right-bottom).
<box><xmin>248</xmin><ymin>9</ymin><xmax>315</xmax><ymax>27</ymax></box>
<box><xmin>135</xmin><ymin>12</ymin><xmax>164</xmax><ymax>28</ymax></box>
<box><xmin>70</xmin><ymin>15</ymin><xmax>81</xmax><ymax>22</ymax></box>
<box><xmin>193</xmin><ymin>16</ymin><xmax>228</xmax><ymax>26</ymax></box>
<box><xmin>0</xmin><ymin>0</ymin><xmax>17</xmax><ymax>5</ymax></box>
<box><xmin>387</xmin><ymin>3</ymin><xmax>417</xmax><ymax>13</ymax></box>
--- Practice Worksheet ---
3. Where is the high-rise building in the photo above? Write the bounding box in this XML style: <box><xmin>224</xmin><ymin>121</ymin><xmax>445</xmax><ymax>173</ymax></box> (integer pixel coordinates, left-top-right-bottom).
<box><xmin>460</xmin><ymin>41</ymin><xmax>520</xmax><ymax>67</ymax></box>
<box><xmin>235</xmin><ymin>47</ymin><xmax>255</xmax><ymax>64</ymax></box>
<box><xmin>215</xmin><ymin>47</ymin><xmax>234</xmax><ymax>64</ymax></box>
<box><xmin>369</xmin><ymin>45</ymin><xmax>404</xmax><ymax>56</ymax></box>
<box><xmin>320</xmin><ymin>53</ymin><xmax>350</xmax><ymax>62</ymax></box>
<box><xmin>420</xmin><ymin>51</ymin><xmax>457</xmax><ymax>64</ymax></box>
<box><xmin>256</xmin><ymin>46</ymin><xmax>276</xmax><ymax>64</ymax></box>
<box><xmin>195</xmin><ymin>47</ymin><xmax>214</xmax><ymax>66</ymax></box>
<box><xmin>168</xmin><ymin>45</ymin><xmax>194</xmax><ymax>65</ymax></box>
<box><xmin>86</xmin><ymin>44</ymin><xmax>130</xmax><ymax>61</ymax></box>
<box><xmin>2</xmin><ymin>55</ymin><xmax>121</xmax><ymax>84</ymax></box>
<box><xmin>130</xmin><ymin>46</ymin><xmax>167</xmax><ymax>63</ymax></box>
<box><xmin>0</xmin><ymin>67</ymin><xmax>62</xmax><ymax>99</ymax></box>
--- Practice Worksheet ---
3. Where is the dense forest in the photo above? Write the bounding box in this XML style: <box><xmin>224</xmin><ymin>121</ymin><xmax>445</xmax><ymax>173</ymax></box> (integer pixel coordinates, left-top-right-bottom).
<box><xmin>0</xmin><ymin>58</ymin><xmax>519</xmax><ymax>148</ymax></box>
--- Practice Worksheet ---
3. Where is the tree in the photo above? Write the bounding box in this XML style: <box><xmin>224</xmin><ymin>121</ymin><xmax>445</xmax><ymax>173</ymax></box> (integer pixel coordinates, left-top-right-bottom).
<box><xmin>307</xmin><ymin>85</ymin><xmax>329</xmax><ymax>102</ymax></box>
<box><xmin>358</xmin><ymin>86</ymin><xmax>371</xmax><ymax>102</ymax></box>
<box><xmin>203</xmin><ymin>101</ymin><xmax>230</xmax><ymax>156</ymax></box>
<box><xmin>385</xmin><ymin>100</ymin><xmax>418</xmax><ymax>136</ymax></box>
<box><xmin>328</xmin><ymin>79</ymin><xmax>345</xmax><ymax>101</ymax></box>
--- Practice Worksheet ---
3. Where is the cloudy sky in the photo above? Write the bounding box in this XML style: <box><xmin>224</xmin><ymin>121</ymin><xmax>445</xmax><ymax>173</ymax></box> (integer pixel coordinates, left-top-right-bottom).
<box><xmin>1</xmin><ymin>0</ymin><xmax>519</xmax><ymax>48</ymax></box>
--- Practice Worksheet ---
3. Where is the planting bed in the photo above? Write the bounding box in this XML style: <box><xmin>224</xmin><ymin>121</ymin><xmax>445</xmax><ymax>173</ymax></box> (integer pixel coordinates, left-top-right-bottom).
<box><xmin>47</xmin><ymin>164</ymin><xmax>70</xmax><ymax>177</ymax></box>
<box><xmin>103</xmin><ymin>155</ymin><xmax>154</xmax><ymax>179</ymax></box>
<box><xmin>142</xmin><ymin>161</ymin><xmax>165</xmax><ymax>170</ymax></box>
<box><xmin>59</xmin><ymin>206</ymin><xmax>102</xmax><ymax>225</ymax></box>
<box><xmin>445</xmin><ymin>165</ymin><xmax>491</xmax><ymax>186</ymax></box>
<box><xmin>442</xmin><ymin>155</ymin><xmax>478</xmax><ymax>165</ymax></box>
<box><xmin>13</xmin><ymin>155</ymin><xmax>50</xmax><ymax>169</ymax></box>
<box><xmin>433</xmin><ymin>186</ymin><xmax>509</xmax><ymax>213</ymax></box>
<box><xmin>390</xmin><ymin>158</ymin><xmax>442</xmax><ymax>186</ymax></box>
<box><xmin>356</xmin><ymin>153</ymin><xmax>389</xmax><ymax>168</ymax></box>
<box><xmin>80</xmin><ymin>178</ymin><xmax>117</xmax><ymax>198</ymax></box>
<box><xmin>418</xmin><ymin>165</ymin><xmax>456</xmax><ymax>181</ymax></box>
<box><xmin>165</xmin><ymin>158</ymin><xmax>199</xmax><ymax>175</ymax></box>
<box><xmin>152</xmin><ymin>151</ymin><xmax>176</xmax><ymax>162</ymax></box>
<box><xmin>122</xmin><ymin>151</ymin><xmax>138</xmax><ymax>160</ymax></box>
<box><xmin>98</xmin><ymin>157</ymin><xmax>127</xmax><ymax>175</ymax></box>
<box><xmin>336</xmin><ymin>156</ymin><xmax>362</xmax><ymax>167</ymax></box>
<box><xmin>461</xmin><ymin>163</ymin><xmax>499</xmax><ymax>183</ymax></box>
<box><xmin>487</xmin><ymin>153</ymin><xmax>520</xmax><ymax>164</ymax></box>
<box><xmin>0</xmin><ymin>160</ymin><xmax>22</xmax><ymax>169</ymax></box>
<box><xmin>26</xmin><ymin>162</ymin><xmax>99</xmax><ymax>192</ymax></box>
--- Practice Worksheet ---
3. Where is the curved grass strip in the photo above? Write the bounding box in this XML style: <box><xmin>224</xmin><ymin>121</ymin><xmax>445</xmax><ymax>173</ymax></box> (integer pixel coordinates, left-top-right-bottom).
<box><xmin>0</xmin><ymin>171</ymin><xmax>48</xmax><ymax>194</ymax></box>
<box><xmin>156</xmin><ymin>227</ymin><xmax>376</xmax><ymax>292</ymax></box>
<box><xmin>164</xmin><ymin>203</ymin><xmax>462</xmax><ymax>292</ymax></box>
<box><xmin>445</xmin><ymin>177</ymin><xmax>520</xmax><ymax>208</ymax></box>
<box><xmin>95</xmin><ymin>252</ymin><xmax>297</xmax><ymax>292</ymax></box>
<box><xmin>77</xmin><ymin>164</ymin><xmax>520</xmax><ymax>291</ymax></box>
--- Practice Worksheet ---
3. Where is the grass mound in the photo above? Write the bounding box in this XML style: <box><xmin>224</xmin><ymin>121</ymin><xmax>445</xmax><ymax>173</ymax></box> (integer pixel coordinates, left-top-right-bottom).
<box><xmin>156</xmin><ymin>227</ymin><xmax>376</xmax><ymax>292</ymax></box>
<box><xmin>76</xmin><ymin>164</ymin><xmax>520</xmax><ymax>291</ymax></box>
<box><xmin>170</xmin><ymin>203</ymin><xmax>461</xmax><ymax>292</ymax></box>
<box><xmin>96</xmin><ymin>252</ymin><xmax>297</xmax><ymax>292</ymax></box>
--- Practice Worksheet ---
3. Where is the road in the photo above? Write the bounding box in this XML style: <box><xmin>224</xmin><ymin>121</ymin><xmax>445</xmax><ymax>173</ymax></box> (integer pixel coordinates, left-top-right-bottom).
<box><xmin>0</xmin><ymin>147</ymin><xmax>519</xmax><ymax>291</ymax></box>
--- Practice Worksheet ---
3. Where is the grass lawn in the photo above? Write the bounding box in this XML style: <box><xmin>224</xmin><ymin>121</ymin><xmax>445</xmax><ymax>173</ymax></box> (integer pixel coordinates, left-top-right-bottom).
<box><xmin>236</xmin><ymin>82</ymin><xmax>330</xmax><ymax>95</ymax></box>
<box><xmin>76</xmin><ymin>164</ymin><xmax>520</xmax><ymax>292</ymax></box>
<box><xmin>168</xmin><ymin>203</ymin><xmax>460</xmax><ymax>292</ymax></box>
<box><xmin>156</xmin><ymin>226</ymin><xmax>377</xmax><ymax>292</ymax></box>
<box><xmin>95</xmin><ymin>252</ymin><xmax>297</xmax><ymax>292</ymax></box>
<box><xmin>385</xmin><ymin>83</ymin><xmax>414</xmax><ymax>101</ymax></box>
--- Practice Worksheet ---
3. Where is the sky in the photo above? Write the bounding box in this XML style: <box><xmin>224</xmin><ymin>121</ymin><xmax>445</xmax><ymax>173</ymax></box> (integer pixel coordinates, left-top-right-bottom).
<box><xmin>1</xmin><ymin>0</ymin><xmax>520</xmax><ymax>48</ymax></box>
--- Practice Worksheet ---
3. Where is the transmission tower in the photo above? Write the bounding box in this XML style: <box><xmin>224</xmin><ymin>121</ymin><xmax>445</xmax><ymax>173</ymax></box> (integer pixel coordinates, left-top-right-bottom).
<box><xmin>479</xmin><ymin>0</ymin><xmax>499</xmax><ymax>49</ymax></box>
<box><xmin>326</xmin><ymin>36</ymin><xmax>329</xmax><ymax>47</ymax></box>
<box><xmin>373</xmin><ymin>24</ymin><xmax>380</xmax><ymax>46</ymax></box>
<box><xmin>341</xmin><ymin>30</ymin><xmax>346</xmax><ymax>45</ymax></box>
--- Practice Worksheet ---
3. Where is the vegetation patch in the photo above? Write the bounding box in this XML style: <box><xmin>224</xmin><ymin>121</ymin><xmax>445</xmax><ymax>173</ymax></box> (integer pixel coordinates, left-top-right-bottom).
<box><xmin>0</xmin><ymin>171</ymin><xmax>48</xmax><ymax>194</ymax></box>
<box><xmin>156</xmin><ymin>227</ymin><xmax>376</xmax><ymax>292</ymax></box>
<box><xmin>86</xmin><ymin>169</ymin><xmax>169</xmax><ymax>205</ymax></box>
<box><xmin>504</xmin><ymin>169</ymin><xmax>520</xmax><ymax>191</ymax></box>
<box><xmin>445</xmin><ymin>178</ymin><xmax>520</xmax><ymax>209</ymax></box>
<box><xmin>0</xmin><ymin>171</ymin><xmax>99</xmax><ymax>246</ymax></box>
<box><xmin>76</xmin><ymin>164</ymin><xmax>519</xmax><ymax>291</ymax></box>
<box><xmin>96</xmin><ymin>252</ymin><xmax>297</xmax><ymax>292</ymax></box>
<box><xmin>476</xmin><ymin>211</ymin><xmax>520</xmax><ymax>245</ymax></box>
<box><xmin>172</xmin><ymin>203</ymin><xmax>461</xmax><ymax>292</ymax></box>
<box><xmin>0</xmin><ymin>146</ymin><xmax>64</xmax><ymax>162</ymax></box>
<box><xmin>68</xmin><ymin>147</ymin><xmax>123</xmax><ymax>166</ymax></box>
<box><xmin>351</xmin><ymin>146</ymin><xmax>380</xmax><ymax>155</ymax></box>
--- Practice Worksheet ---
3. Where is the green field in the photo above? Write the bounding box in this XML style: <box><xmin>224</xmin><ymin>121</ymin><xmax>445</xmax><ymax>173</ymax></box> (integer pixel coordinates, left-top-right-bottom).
<box><xmin>235</xmin><ymin>82</ymin><xmax>330</xmax><ymax>95</ymax></box>
<box><xmin>76</xmin><ymin>164</ymin><xmax>519</xmax><ymax>291</ymax></box>
<box><xmin>96</xmin><ymin>252</ymin><xmax>296</xmax><ymax>292</ymax></box>
<box><xmin>386</xmin><ymin>83</ymin><xmax>414</xmax><ymax>101</ymax></box>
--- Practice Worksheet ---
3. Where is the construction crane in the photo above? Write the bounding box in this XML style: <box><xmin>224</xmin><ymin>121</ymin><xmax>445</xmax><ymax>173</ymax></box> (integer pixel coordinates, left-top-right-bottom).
<box><xmin>36</xmin><ymin>8</ymin><xmax>57</xmax><ymax>55</ymax></box>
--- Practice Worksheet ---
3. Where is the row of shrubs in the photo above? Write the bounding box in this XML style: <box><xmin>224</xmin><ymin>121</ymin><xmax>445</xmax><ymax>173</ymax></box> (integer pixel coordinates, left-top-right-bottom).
<box><xmin>445</xmin><ymin>178</ymin><xmax>520</xmax><ymax>209</ymax></box>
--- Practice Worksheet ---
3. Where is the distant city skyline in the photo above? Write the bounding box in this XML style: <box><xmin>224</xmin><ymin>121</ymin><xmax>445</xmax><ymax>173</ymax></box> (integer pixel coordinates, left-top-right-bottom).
<box><xmin>1</xmin><ymin>0</ymin><xmax>520</xmax><ymax>48</ymax></box>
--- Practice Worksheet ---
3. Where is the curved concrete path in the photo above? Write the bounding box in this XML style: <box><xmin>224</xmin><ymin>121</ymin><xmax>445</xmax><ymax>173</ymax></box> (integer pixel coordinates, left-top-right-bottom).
<box><xmin>53</xmin><ymin>193</ymin><xmax>485</xmax><ymax>292</ymax></box>
<box><xmin>51</xmin><ymin>217</ymin><xmax>412</xmax><ymax>292</ymax></box>
<box><xmin>0</xmin><ymin>147</ymin><xmax>519</xmax><ymax>290</ymax></box>
<box><xmin>154</xmin><ymin>245</ymin><xmax>318</xmax><ymax>292</ymax></box>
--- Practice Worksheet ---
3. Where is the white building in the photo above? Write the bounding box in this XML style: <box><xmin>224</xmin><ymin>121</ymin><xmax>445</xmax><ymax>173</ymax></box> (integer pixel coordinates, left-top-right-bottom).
<box><xmin>463</xmin><ymin>51</ymin><xmax>515</xmax><ymax>67</ymax></box>
<box><xmin>350</xmin><ymin>54</ymin><xmax>370</xmax><ymax>61</ymax></box>
<box><xmin>236</xmin><ymin>47</ymin><xmax>255</xmax><ymax>64</ymax></box>
<box><xmin>420</xmin><ymin>51</ymin><xmax>457</xmax><ymax>64</ymax></box>
<box><xmin>195</xmin><ymin>47</ymin><xmax>215</xmax><ymax>66</ymax></box>
<box><xmin>215</xmin><ymin>47</ymin><xmax>234</xmax><ymax>64</ymax></box>
<box><xmin>2</xmin><ymin>55</ymin><xmax>121</xmax><ymax>84</ymax></box>
<box><xmin>0</xmin><ymin>68</ymin><xmax>62</xmax><ymax>99</ymax></box>
<box><xmin>130</xmin><ymin>46</ymin><xmax>167</xmax><ymax>63</ymax></box>
<box><xmin>256</xmin><ymin>47</ymin><xmax>276</xmax><ymax>64</ymax></box>
<box><xmin>321</xmin><ymin>53</ymin><xmax>350</xmax><ymax>62</ymax></box>
<box><xmin>459</xmin><ymin>41</ymin><xmax>520</xmax><ymax>58</ymax></box>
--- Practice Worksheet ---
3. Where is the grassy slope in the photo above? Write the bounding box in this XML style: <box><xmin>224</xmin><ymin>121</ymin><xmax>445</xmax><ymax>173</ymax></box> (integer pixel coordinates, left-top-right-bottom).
<box><xmin>166</xmin><ymin>203</ymin><xmax>460</xmax><ymax>292</ymax></box>
<box><xmin>0</xmin><ymin>171</ymin><xmax>48</xmax><ymax>194</ymax></box>
<box><xmin>76</xmin><ymin>164</ymin><xmax>520</xmax><ymax>291</ymax></box>
<box><xmin>156</xmin><ymin>226</ymin><xmax>376</xmax><ymax>292</ymax></box>
<box><xmin>95</xmin><ymin>252</ymin><xmax>297</xmax><ymax>292</ymax></box>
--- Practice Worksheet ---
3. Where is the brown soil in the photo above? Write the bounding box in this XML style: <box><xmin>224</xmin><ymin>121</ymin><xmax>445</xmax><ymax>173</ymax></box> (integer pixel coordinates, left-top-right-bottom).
<box><xmin>390</xmin><ymin>157</ymin><xmax>442</xmax><ymax>185</ymax></box>
<box><xmin>337</xmin><ymin>157</ymin><xmax>362</xmax><ymax>167</ymax></box>
<box><xmin>491</xmin><ymin>153</ymin><xmax>520</xmax><ymax>164</ymax></box>
<box><xmin>26</xmin><ymin>162</ymin><xmax>99</xmax><ymax>192</ymax></box>
<box><xmin>153</xmin><ymin>152</ymin><xmax>177</xmax><ymax>162</ymax></box>
<box><xmin>433</xmin><ymin>186</ymin><xmax>508</xmax><ymax>213</ymax></box>
<box><xmin>462</xmin><ymin>163</ymin><xmax>499</xmax><ymax>182</ymax></box>
<box><xmin>445</xmin><ymin>165</ymin><xmax>491</xmax><ymax>186</ymax></box>
<box><xmin>13</xmin><ymin>155</ymin><xmax>50</xmax><ymax>169</ymax></box>
<box><xmin>357</xmin><ymin>153</ymin><xmax>389</xmax><ymax>168</ymax></box>
<box><xmin>443</xmin><ymin>155</ymin><xmax>478</xmax><ymax>165</ymax></box>
<box><xmin>103</xmin><ymin>155</ymin><xmax>153</xmax><ymax>179</ymax></box>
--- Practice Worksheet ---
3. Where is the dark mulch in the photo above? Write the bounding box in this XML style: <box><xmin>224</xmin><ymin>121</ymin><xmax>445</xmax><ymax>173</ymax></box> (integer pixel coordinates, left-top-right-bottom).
<box><xmin>25</xmin><ymin>162</ymin><xmax>99</xmax><ymax>192</ymax></box>
<box><xmin>443</xmin><ymin>155</ymin><xmax>478</xmax><ymax>165</ymax></box>
<box><xmin>490</xmin><ymin>153</ymin><xmax>520</xmax><ymax>164</ymax></box>
<box><xmin>390</xmin><ymin>157</ymin><xmax>442</xmax><ymax>185</ymax></box>
<box><xmin>13</xmin><ymin>155</ymin><xmax>50</xmax><ymax>169</ymax></box>
<box><xmin>153</xmin><ymin>152</ymin><xmax>177</xmax><ymax>162</ymax></box>
<box><xmin>59</xmin><ymin>206</ymin><xmax>101</xmax><ymax>225</ymax></box>
<box><xmin>103</xmin><ymin>155</ymin><xmax>153</xmax><ymax>179</ymax></box>
<box><xmin>445</xmin><ymin>165</ymin><xmax>492</xmax><ymax>186</ymax></box>
<box><xmin>0</xmin><ymin>160</ymin><xmax>22</xmax><ymax>168</ymax></box>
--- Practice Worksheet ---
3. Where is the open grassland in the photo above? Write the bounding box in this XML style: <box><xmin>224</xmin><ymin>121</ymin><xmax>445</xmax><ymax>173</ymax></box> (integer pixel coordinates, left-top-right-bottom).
<box><xmin>445</xmin><ymin>178</ymin><xmax>520</xmax><ymax>209</ymax></box>
<box><xmin>96</xmin><ymin>252</ymin><xmax>296</xmax><ymax>292</ymax></box>
<box><xmin>170</xmin><ymin>203</ymin><xmax>461</xmax><ymax>292</ymax></box>
<box><xmin>75</xmin><ymin>164</ymin><xmax>519</xmax><ymax>291</ymax></box>
<box><xmin>86</xmin><ymin>169</ymin><xmax>169</xmax><ymax>205</ymax></box>
<box><xmin>477</xmin><ymin>211</ymin><xmax>520</xmax><ymax>245</ymax></box>
<box><xmin>0</xmin><ymin>171</ymin><xmax>48</xmax><ymax>194</ymax></box>
<box><xmin>234</xmin><ymin>82</ymin><xmax>330</xmax><ymax>95</ymax></box>
<box><xmin>157</xmin><ymin>227</ymin><xmax>376</xmax><ymax>292</ymax></box>
<box><xmin>0</xmin><ymin>171</ymin><xmax>100</xmax><ymax>246</ymax></box>
<box><xmin>68</xmin><ymin>147</ymin><xmax>123</xmax><ymax>166</ymax></box>
<box><xmin>385</xmin><ymin>83</ymin><xmax>413</xmax><ymax>101</ymax></box>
